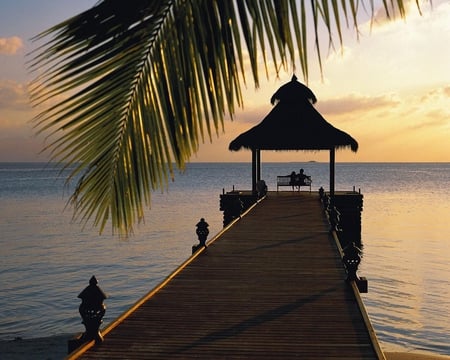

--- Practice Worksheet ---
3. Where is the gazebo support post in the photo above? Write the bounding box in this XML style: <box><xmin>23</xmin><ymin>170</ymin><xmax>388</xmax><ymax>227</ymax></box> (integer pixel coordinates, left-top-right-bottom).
<box><xmin>252</xmin><ymin>149</ymin><xmax>257</xmax><ymax>193</ymax></box>
<box><xmin>330</xmin><ymin>147</ymin><xmax>335</xmax><ymax>202</ymax></box>
<box><xmin>256</xmin><ymin>149</ymin><xmax>261</xmax><ymax>183</ymax></box>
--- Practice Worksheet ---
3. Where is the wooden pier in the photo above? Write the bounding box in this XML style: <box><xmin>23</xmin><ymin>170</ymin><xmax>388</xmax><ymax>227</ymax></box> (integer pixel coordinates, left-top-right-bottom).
<box><xmin>68</xmin><ymin>192</ymin><xmax>384</xmax><ymax>359</ymax></box>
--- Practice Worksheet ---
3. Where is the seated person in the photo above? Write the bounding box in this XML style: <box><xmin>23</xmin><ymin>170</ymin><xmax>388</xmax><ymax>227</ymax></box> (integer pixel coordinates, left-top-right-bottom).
<box><xmin>289</xmin><ymin>171</ymin><xmax>296</xmax><ymax>190</ymax></box>
<box><xmin>297</xmin><ymin>168</ymin><xmax>311</xmax><ymax>185</ymax></box>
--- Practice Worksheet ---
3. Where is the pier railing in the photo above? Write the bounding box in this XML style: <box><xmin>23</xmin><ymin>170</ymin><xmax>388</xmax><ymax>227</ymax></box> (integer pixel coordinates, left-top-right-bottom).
<box><xmin>321</xmin><ymin>191</ymin><xmax>386</xmax><ymax>360</ymax></box>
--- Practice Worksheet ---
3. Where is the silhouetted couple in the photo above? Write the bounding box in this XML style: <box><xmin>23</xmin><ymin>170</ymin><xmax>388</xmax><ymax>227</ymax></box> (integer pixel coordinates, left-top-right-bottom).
<box><xmin>289</xmin><ymin>168</ymin><xmax>310</xmax><ymax>190</ymax></box>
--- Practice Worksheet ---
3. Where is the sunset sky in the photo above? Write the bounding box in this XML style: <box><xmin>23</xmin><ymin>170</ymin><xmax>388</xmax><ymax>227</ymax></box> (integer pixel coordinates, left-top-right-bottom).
<box><xmin>0</xmin><ymin>0</ymin><xmax>448</xmax><ymax>163</ymax></box>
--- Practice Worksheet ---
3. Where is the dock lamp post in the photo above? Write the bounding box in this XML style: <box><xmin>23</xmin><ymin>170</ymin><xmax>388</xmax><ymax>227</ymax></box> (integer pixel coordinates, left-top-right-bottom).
<box><xmin>342</xmin><ymin>242</ymin><xmax>362</xmax><ymax>281</ymax></box>
<box><xmin>193</xmin><ymin>218</ymin><xmax>209</xmax><ymax>253</ymax></box>
<box><xmin>78</xmin><ymin>276</ymin><xmax>107</xmax><ymax>343</ymax></box>
<box><xmin>68</xmin><ymin>276</ymin><xmax>107</xmax><ymax>354</ymax></box>
<box><xmin>342</xmin><ymin>242</ymin><xmax>368</xmax><ymax>293</ymax></box>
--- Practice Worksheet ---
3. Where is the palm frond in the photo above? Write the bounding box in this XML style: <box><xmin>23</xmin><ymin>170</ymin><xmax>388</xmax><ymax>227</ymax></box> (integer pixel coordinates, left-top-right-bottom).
<box><xmin>29</xmin><ymin>0</ymin><xmax>412</xmax><ymax>235</ymax></box>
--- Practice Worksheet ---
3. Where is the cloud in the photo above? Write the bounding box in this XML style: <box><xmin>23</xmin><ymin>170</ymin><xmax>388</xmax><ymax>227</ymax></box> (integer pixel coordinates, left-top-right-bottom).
<box><xmin>370</xmin><ymin>0</ymin><xmax>435</xmax><ymax>27</ymax></box>
<box><xmin>407</xmin><ymin>86</ymin><xmax>450</xmax><ymax>130</ymax></box>
<box><xmin>406</xmin><ymin>115</ymin><xmax>448</xmax><ymax>131</ymax></box>
<box><xmin>316</xmin><ymin>93</ymin><xmax>400</xmax><ymax>116</ymax></box>
<box><xmin>0</xmin><ymin>80</ymin><xmax>31</xmax><ymax>111</ymax></box>
<box><xmin>0</xmin><ymin>36</ymin><xmax>23</xmax><ymax>55</ymax></box>
<box><xmin>420</xmin><ymin>86</ymin><xmax>450</xmax><ymax>102</ymax></box>
<box><xmin>379</xmin><ymin>85</ymin><xmax>450</xmax><ymax>133</ymax></box>
<box><xmin>370</xmin><ymin>0</ymin><xmax>448</xmax><ymax>34</ymax></box>
<box><xmin>444</xmin><ymin>86</ymin><xmax>450</xmax><ymax>97</ymax></box>
<box><xmin>230</xmin><ymin>106</ymin><xmax>270</xmax><ymax>126</ymax></box>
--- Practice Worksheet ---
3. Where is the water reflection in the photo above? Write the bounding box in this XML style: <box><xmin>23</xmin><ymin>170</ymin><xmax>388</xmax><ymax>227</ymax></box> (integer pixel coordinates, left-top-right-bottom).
<box><xmin>360</xmin><ymin>190</ymin><xmax>450</xmax><ymax>354</ymax></box>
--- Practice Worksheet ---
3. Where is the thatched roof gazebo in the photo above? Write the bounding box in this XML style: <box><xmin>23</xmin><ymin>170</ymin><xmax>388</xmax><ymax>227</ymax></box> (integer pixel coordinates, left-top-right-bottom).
<box><xmin>229</xmin><ymin>76</ymin><xmax>358</xmax><ymax>198</ymax></box>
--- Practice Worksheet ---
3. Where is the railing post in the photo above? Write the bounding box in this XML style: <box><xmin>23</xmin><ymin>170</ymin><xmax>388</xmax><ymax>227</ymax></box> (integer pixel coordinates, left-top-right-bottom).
<box><xmin>318</xmin><ymin>186</ymin><xmax>325</xmax><ymax>200</ymax></box>
<box><xmin>328</xmin><ymin>206</ymin><xmax>341</xmax><ymax>233</ymax></box>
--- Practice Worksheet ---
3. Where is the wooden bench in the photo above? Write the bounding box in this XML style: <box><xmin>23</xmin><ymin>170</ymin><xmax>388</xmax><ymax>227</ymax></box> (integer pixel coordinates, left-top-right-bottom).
<box><xmin>277</xmin><ymin>175</ymin><xmax>312</xmax><ymax>192</ymax></box>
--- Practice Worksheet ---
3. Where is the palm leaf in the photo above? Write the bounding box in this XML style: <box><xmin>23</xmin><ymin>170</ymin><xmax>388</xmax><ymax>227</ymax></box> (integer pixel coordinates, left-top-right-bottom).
<box><xmin>29</xmin><ymin>0</ymin><xmax>411</xmax><ymax>235</ymax></box>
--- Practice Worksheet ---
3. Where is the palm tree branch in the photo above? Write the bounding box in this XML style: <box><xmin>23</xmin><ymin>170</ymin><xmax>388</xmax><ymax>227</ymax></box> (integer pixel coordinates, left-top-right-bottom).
<box><xmin>29</xmin><ymin>0</ymin><xmax>413</xmax><ymax>235</ymax></box>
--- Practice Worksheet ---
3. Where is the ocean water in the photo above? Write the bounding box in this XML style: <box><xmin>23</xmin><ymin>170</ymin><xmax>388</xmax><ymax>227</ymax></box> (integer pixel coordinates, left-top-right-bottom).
<box><xmin>0</xmin><ymin>162</ymin><xmax>449</xmax><ymax>355</ymax></box>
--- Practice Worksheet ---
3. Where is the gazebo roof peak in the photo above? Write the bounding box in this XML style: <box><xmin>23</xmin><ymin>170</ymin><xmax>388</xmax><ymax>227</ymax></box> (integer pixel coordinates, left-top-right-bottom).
<box><xmin>270</xmin><ymin>75</ymin><xmax>317</xmax><ymax>105</ymax></box>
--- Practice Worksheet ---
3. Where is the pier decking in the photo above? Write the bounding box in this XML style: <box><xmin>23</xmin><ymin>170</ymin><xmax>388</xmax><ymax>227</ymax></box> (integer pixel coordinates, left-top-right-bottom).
<box><xmin>69</xmin><ymin>192</ymin><xmax>383</xmax><ymax>359</ymax></box>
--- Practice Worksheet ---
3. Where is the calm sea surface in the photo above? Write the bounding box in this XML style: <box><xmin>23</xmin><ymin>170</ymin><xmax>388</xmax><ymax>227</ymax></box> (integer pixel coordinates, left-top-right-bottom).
<box><xmin>0</xmin><ymin>162</ymin><xmax>449</xmax><ymax>355</ymax></box>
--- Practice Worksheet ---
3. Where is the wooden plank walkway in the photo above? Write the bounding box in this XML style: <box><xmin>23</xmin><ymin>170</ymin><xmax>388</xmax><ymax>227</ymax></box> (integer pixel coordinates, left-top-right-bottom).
<box><xmin>69</xmin><ymin>192</ymin><xmax>383</xmax><ymax>359</ymax></box>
